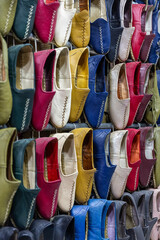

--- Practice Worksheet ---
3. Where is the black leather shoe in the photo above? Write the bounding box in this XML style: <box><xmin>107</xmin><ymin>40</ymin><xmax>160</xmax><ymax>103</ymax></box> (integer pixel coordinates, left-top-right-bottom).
<box><xmin>18</xmin><ymin>230</ymin><xmax>35</xmax><ymax>240</ymax></box>
<box><xmin>30</xmin><ymin>219</ymin><xmax>54</xmax><ymax>240</ymax></box>
<box><xmin>0</xmin><ymin>227</ymin><xmax>18</xmax><ymax>240</ymax></box>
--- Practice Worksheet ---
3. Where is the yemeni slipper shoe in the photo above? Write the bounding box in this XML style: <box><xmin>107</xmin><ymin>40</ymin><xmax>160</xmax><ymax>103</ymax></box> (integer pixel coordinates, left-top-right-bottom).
<box><xmin>50</xmin><ymin>133</ymin><xmax>78</xmax><ymax>212</ymax></box>
<box><xmin>30</xmin><ymin>219</ymin><xmax>54</xmax><ymax>240</ymax></box>
<box><xmin>110</xmin><ymin>130</ymin><xmax>131</xmax><ymax>199</ymax></box>
<box><xmin>11</xmin><ymin>139</ymin><xmax>40</xmax><ymax>230</ymax></box>
<box><xmin>89</xmin><ymin>0</ymin><xmax>111</xmax><ymax>54</ymax></box>
<box><xmin>84</xmin><ymin>55</ymin><xmax>108</xmax><ymax>128</ymax></box>
<box><xmin>0</xmin><ymin>227</ymin><xmax>18</xmax><ymax>240</ymax></box>
<box><xmin>32</xmin><ymin>49</ymin><xmax>56</xmax><ymax>131</ymax></box>
<box><xmin>18</xmin><ymin>230</ymin><xmax>34</xmax><ymax>240</ymax></box>
<box><xmin>93</xmin><ymin>129</ymin><xmax>116</xmax><ymax>199</ymax></box>
<box><xmin>50</xmin><ymin>47</ymin><xmax>72</xmax><ymax>128</ymax></box>
<box><xmin>8</xmin><ymin>44</ymin><xmax>35</xmax><ymax>133</ymax></box>
<box><xmin>153</xmin><ymin>127</ymin><xmax>160</xmax><ymax>187</ymax></box>
<box><xmin>0</xmin><ymin>34</ymin><xmax>12</xmax><ymax>125</ymax></box>
<box><xmin>0</xmin><ymin>128</ymin><xmax>21</xmax><ymax>226</ymax></box>
<box><xmin>69</xmin><ymin>48</ymin><xmax>90</xmax><ymax>123</ymax></box>
<box><xmin>36</xmin><ymin>137</ymin><xmax>61</xmax><ymax>219</ymax></box>
<box><xmin>156</xmin><ymin>69</ymin><xmax>160</xmax><ymax>124</ymax></box>
<box><xmin>71</xmin><ymin>205</ymin><xmax>89</xmax><ymax>240</ymax></box>
<box><xmin>71</xmin><ymin>128</ymin><xmax>96</xmax><ymax>204</ymax></box>
<box><xmin>109</xmin><ymin>63</ymin><xmax>130</xmax><ymax>129</ymax></box>
<box><xmin>34</xmin><ymin>0</ymin><xmax>60</xmax><ymax>43</ymax></box>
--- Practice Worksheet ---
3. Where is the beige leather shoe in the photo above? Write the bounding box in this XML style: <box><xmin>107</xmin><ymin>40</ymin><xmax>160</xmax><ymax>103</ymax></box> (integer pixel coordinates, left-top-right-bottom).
<box><xmin>150</xmin><ymin>188</ymin><xmax>160</xmax><ymax>240</ymax></box>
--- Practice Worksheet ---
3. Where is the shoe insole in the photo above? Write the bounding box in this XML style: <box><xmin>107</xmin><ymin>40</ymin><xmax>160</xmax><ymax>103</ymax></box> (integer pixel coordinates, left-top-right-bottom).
<box><xmin>145</xmin><ymin>7</ymin><xmax>153</xmax><ymax>35</ymax></box>
<box><xmin>143</xmin><ymin>66</ymin><xmax>151</xmax><ymax>93</ymax></box>
<box><xmin>134</xmin><ymin>64</ymin><xmax>140</xmax><ymax>95</ymax></box>
<box><xmin>105</xmin><ymin>203</ymin><xmax>115</xmax><ymax>240</ymax></box>
<box><xmin>16</xmin><ymin>46</ymin><xmax>34</xmax><ymax>90</ymax></box>
<box><xmin>141</xmin><ymin>8</ymin><xmax>147</xmax><ymax>32</ymax></box>
<box><xmin>145</xmin><ymin>128</ymin><xmax>154</xmax><ymax>159</ymax></box>
<box><xmin>125</xmin><ymin>197</ymin><xmax>139</xmax><ymax>229</ymax></box>
<box><xmin>120</xmin><ymin>132</ymin><xmax>128</xmax><ymax>168</ymax></box>
<box><xmin>65</xmin><ymin>0</ymin><xmax>74</xmax><ymax>9</ymax></box>
<box><xmin>76</xmin><ymin>49</ymin><xmax>88</xmax><ymax>89</ymax></box>
<box><xmin>0</xmin><ymin>41</ymin><xmax>5</xmax><ymax>82</ymax></box>
<box><xmin>90</xmin><ymin>0</ymin><xmax>107</xmax><ymax>23</ymax></box>
<box><xmin>156</xmin><ymin>192</ymin><xmax>160</xmax><ymax>212</ymax></box>
<box><xmin>44</xmin><ymin>0</ymin><xmax>56</xmax><ymax>4</ymax></box>
<box><xmin>130</xmin><ymin>133</ymin><xmax>140</xmax><ymax>164</ymax></box>
<box><xmin>82</xmin><ymin>130</ymin><xmax>93</xmax><ymax>170</ymax></box>
<box><xmin>117</xmin><ymin>65</ymin><xmax>129</xmax><ymax>100</ymax></box>
<box><xmin>75</xmin><ymin>0</ymin><xmax>88</xmax><ymax>12</ymax></box>
<box><xmin>124</xmin><ymin>0</ymin><xmax>132</xmax><ymax>27</ymax></box>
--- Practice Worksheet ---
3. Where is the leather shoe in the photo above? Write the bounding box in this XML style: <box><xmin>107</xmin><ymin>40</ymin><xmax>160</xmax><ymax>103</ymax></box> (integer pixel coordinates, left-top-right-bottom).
<box><xmin>0</xmin><ymin>227</ymin><xmax>18</xmax><ymax>240</ymax></box>
<box><xmin>18</xmin><ymin>230</ymin><xmax>34</xmax><ymax>240</ymax></box>
<box><xmin>30</xmin><ymin>219</ymin><xmax>54</xmax><ymax>240</ymax></box>
<box><xmin>154</xmin><ymin>127</ymin><xmax>160</xmax><ymax>187</ymax></box>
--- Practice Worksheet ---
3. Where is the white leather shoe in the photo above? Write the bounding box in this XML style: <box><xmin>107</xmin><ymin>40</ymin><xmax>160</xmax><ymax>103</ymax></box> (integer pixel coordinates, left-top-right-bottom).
<box><xmin>109</xmin><ymin>63</ymin><xmax>130</xmax><ymax>129</ymax></box>
<box><xmin>110</xmin><ymin>130</ymin><xmax>131</xmax><ymax>199</ymax></box>
<box><xmin>51</xmin><ymin>133</ymin><xmax>78</xmax><ymax>212</ymax></box>
<box><xmin>54</xmin><ymin>1</ymin><xmax>76</xmax><ymax>47</ymax></box>
<box><xmin>50</xmin><ymin>47</ymin><xmax>72</xmax><ymax>128</ymax></box>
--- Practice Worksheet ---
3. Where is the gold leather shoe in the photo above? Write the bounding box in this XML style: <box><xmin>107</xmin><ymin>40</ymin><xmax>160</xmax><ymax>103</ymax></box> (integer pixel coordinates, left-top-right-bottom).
<box><xmin>71</xmin><ymin>128</ymin><xmax>96</xmax><ymax>204</ymax></box>
<box><xmin>69</xmin><ymin>48</ymin><xmax>90</xmax><ymax>122</ymax></box>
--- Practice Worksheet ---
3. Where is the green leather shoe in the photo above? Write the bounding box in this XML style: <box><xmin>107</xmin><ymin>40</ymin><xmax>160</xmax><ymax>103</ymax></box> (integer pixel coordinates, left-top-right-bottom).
<box><xmin>11</xmin><ymin>139</ymin><xmax>40</xmax><ymax>230</ymax></box>
<box><xmin>153</xmin><ymin>127</ymin><xmax>160</xmax><ymax>188</ymax></box>
<box><xmin>0</xmin><ymin>34</ymin><xmax>12</xmax><ymax>125</ymax></box>
<box><xmin>0</xmin><ymin>128</ymin><xmax>20</xmax><ymax>226</ymax></box>
<box><xmin>0</xmin><ymin>0</ymin><xmax>18</xmax><ymax>36</ymax></box>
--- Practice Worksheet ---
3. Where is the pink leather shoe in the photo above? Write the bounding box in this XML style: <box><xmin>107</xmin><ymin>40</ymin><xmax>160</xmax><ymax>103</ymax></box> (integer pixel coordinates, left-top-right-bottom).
<box><xmin>34</xmin><ymin>0</ymin><xmax>60</xmax><ymax>43</ymax></box>
<box><xmin>36</xmin><ymin>137</ymin><xmax>61</xmax><ymax>220</ymax></box>
<box><xmin>150</xmin><ymin>188</ymin><xmax>160</xmax><ymax>240</ymax></box>
<box><xmin>32</xmin><ymin>50</ymin><xmax>56</xmax><ymax>131</ymax></box>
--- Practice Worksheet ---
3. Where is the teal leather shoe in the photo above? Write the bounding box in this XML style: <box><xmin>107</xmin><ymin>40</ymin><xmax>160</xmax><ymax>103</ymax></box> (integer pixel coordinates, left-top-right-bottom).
<box><xmin>11</xmin><ymin>139</ymin><xmax>40</xmax><ymax>230</ymax></box>
<box><xmin>8</xmin><ymin>44</ymin><xmax>35</xmax><ymax>132</ymax></box>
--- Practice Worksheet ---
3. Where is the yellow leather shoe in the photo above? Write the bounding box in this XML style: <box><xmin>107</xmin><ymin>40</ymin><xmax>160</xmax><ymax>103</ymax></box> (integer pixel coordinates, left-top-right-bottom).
<box><xmin>70</xmin><ymin>0</ymin><xmax>90</xmax><ymax>47</ymax></box>
<box><xmin>71</xmin><ymin>128</ymin><xmax>96</xmax><ymax>204</ymax></box>
<box><xmin>69</xmin><ymin>48</ymin><xmax>90</xmax><ymax>122</ymax></box>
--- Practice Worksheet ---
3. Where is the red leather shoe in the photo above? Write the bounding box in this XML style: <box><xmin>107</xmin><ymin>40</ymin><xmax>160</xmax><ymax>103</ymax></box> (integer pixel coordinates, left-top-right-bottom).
<box><xmin>131</xmin><ymin>4</ymin><xmax>146</xmax><ymax>61</ymax></box>
<box><xmin>34</xmin><ymin>0</ymin><xmax>60</xmax><ymax>43</ymax></box>
<box><xmin>126</xmin><ymin>128</ymin><xmax>141</xmax><ymax>192</ymax></box>
<box><xmin>36</xmin><ymin>137</ymin><xmax>61</xmax><ymax>220</ymax></box>
<box><xmin>32</xmin><ymin>50</ymin><xmax>56</xmax><ymax>131</ymax></box>
<box><xmin>126</xmin><ymin>62</ymin><xmax>144</xmax><ymax>126</ymax></box>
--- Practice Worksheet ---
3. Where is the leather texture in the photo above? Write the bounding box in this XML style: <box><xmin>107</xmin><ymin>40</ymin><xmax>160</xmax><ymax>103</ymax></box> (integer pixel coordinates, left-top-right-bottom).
<box><xmin>50</xmin><ymin>47</ymin><xmax>72</xmax><ymax>128</ymax></box>
<box><xmin>8</xmin><ymin>44</ymin><xmax>35</xmax><ymax>133</ymax></box>
<box><xmin>69</xmin><ymin>48</ymin><xmax>90</xmax><ymax>122</ymax></box>
<box><xmin>34</xmin><ymin>0</ymin><xmax>60</xmax><ymax>43</ymax></box>
<box><xmin>0</xmin><ymin>128</ymin><xmax>20</xmax><ymax>226</ymax></box>
<box><xmin>156</xmin><ymin>70</ymin><xmax>160</xmax><ymax>124</ymax></box>
<box><xmin>84</xmin><ymin>55</ymin><xmax>108</xmax><ymax>128</ymax></box>
<box><xmin>13</xmin><ymin>0</ymin><xmax>38</xmax><ymax>40</ymax></box>
<box><xmin>109</xmin><ymin>63</ymin><xmax>130</xmax><ymax>129</ymax></box>
<box><xmin>71</xmin><ymin>128</ymin><xmax>96</xmax><ymax>204</ymax></box>
<box><xmin>36</xmin><ymin>137</ymin><xmax>61</xmax><ymax>219</ymax></box>
<box><xmin>18</xmin><ymin>230</ymin><xmax>35</xmax><ymax>240</ymax></box>
<box><xmin>0</xmin><ymin>34</ymin><xmax>12</xmax><ymax>125</ymax></box>
<box><xmin>153</xmin><ymin>127</ymin><xmax>160</xmax><ymax>187</ymax></box>
<box><xmin>32</xmin><ymin>49</ymin><xmax>55</xmax><ymax>131</ymax></box>
<box><xmin>93</xmin><ymin>129</ymin><xmax>116</xmax><ymax>199</ymax></box>
<box><xmin>30</xmin><ymin>219</ymin><xmax>54</xmax><ymax>240</ymax></box>
<box><xmin>0</xmin><ymin>227</ymin><xmax>18</xmax><ymax>240</ymax></box>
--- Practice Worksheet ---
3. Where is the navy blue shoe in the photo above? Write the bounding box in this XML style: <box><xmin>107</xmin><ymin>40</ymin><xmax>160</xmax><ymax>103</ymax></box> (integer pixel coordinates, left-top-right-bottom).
<box><xmin>30</xmin><ymin>220</ymin><xmax>54</xmax><ymax>240</ymax></box>
<box><xmin>84</xmin><ymin>55</ymin><xmax>108</xmax><ymax>128</ymax></box>
<box><xmin>18</xmin><ymin>230</ymin><xmax>35</xmax><ymax>240</ymax></box>
<box><xmin>71</xmin><ymin>205</ymin><xmax>89</xmax><ymax>240</ymax></box>
<box><xmin>0</xmin><ymin>227</ymin><xmax>18</xmax><ymax>240</ymax></box>
<box><xmin>156</xmin><ymin>70</ymin><xmax>160</xmax><ymax>123</ymax></box>
<box><xmin>93</xmin><ymin>129</ymin><xmax>116</xmax><ymax>199</ymax></box>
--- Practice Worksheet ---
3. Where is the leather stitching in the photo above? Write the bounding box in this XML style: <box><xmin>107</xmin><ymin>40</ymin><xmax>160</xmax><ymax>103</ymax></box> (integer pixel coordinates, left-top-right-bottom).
<box><xmin>3</xmin><ymin>190</ymin><xmax>16</xmax><ymax>225</ymax></box>
<box><xmin>62</xmin><ymin>19</ymin><xmax>72</xmax><ymax>46</ymax></box>
<box><xmin>82</xmin><ymin>19</ymin><xmax>86</xmax><ymax>47</ymax></box>
<box><xmin>123</xmin><ymin>106</ymin><xmax>127</xmax><ymax>129</ymax></box>
<box><xmin>99</xmin><ymin>26</ymin><xmax>104</xmax><ymax>54</ymax></box>
<box><xmin>25</xmin><ymin>197</ymin><xmax>36</xmax><ymax>228</ymax></box>
<box><xmin>21</xmin><ymin>98</ymin><xmax>30</xmax><ymax>132</ymax></box>
<box><xmin>48</xmin><ymin>10</ymin><xmax>56</xmax><ymax>42</ymax></box>
<box><xmin>42</xmin><ymin>101</ymin><xmax>52</xmax><ymax>130</ymax></box>
<box><xmin>96</xmin><ymin>100</ymin><xmax>105</xmax><ymax>127</ymax></box>
<box><xmin>75</xmin><ymin>95</ymin><xmax>86</xmax><ymax>121</ymax></box>
<box><xmin>146</xmin><ymin>165</ymin><xmax>154</xmax><ymax>186</ymax></box>
<box><xmin>85</xmin><ymin>176</ymin><xmax>92</xmax><ymax>203</ymax></box>
<box><xmin>50</xmin><ymin>189</ymin><xmax>58</xmax><ymax>219</ymax></box>
<box><xmin>23</xmin><ymin>5</ymin><xmax>34</xmax><ymax>39</ymax></box>
<box><xmin>118</xmin><ymin>30</ymin><xmax>133</xmax><ymax>61</ymax></box>
<box><xmin>4</xmin><ymin>0</ymin><xmax>15</xmax><ymax>35</ymax></box>
<box><xmin>69</xmin><ymin>181</ymin><xmax>75</xmax><ymax>211</ymax></box>
<box><xmin>62</xmin><ymin>96</ymin><xmax>68</xmax><ymax>127</ymax></box>
<box><xmin>134</xmin><ymin>167</ymin><xmax>139</xmax><ymax>190</ymax></box>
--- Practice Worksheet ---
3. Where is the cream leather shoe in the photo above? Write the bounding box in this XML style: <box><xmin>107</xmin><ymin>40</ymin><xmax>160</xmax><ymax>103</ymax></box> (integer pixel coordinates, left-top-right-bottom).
<box><xmin>150</xmin><ymin>188</ymin><xmax>160</xmax><ymax>240</ymax></box>
<box><xmin>109</xmin><ymin>63</ymin><xmax>130</xmax><ymax>129</ymax></box>
<box><xmin>51</xmin><ymin>133</ymin><xmax>78</xmax><ymax>212</ymax></box>
<box><xmin>50</xmin><ymin>47</ymin><xmax>72</xmax><ymax>128</ymax></box>
<box><xmin>110</xmin><ymin>130</ymin><xmax>131</xmax><ymax>199</ymax></box>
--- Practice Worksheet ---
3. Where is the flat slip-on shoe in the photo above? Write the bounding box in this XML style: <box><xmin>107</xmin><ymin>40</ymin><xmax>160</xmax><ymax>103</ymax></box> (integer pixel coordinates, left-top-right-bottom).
<box><xmin>54</xmin><ymin>1</ymin><xmax>76</xmax><ymax>47</ymax></box>
<box><xmin>126</xmin><ymin>62</ymin><xmax>144</xmax><ymax>126</ymax></box>
<box><xmin>0</xmin><ymin>34</ymin><xmax>12</xmax><ymax>125</ymax></box>
<box><xmin>154</xmin><ymin>127</ymin><xmax>160</xmax><ymax>187</ymax></box>
<box><xmin>71</xmin><ymin>205</ymin><xmax>89</xmax><ymax>240</ymax></box>
<box><xmin>93</xmin><ymin>129</ymin><xmax>116</xmax><ymax>199</ymax></box>
<box><xmin>30</xmin><ymin>219</ymin><xmax>54</xmax><ymax>240</ymax></box>
<box><xmin>89</xmin><ymin>0</ymin><xmax>111</xmax><ymax>54</ymax></box>
<box><xmin>135</xmin><ymin>63</ymin><xmax>153</xmax><ymax>123</ymax></box>
<box><xmin>0</xmin><ymin>227</ymin><xmax>18</xmax><ymax>240</ymax></box>
<box><xmin>139</xmin><ymin>127</ymin><xmax>156</xmax><ymax>188</ymax></box>
<box><xmin>126</xmin><ymin>128</ymin><xmax>141</xmax><ymax>192</ymax></box>
<box><xmin>34</xmin><ymin>0</ymin><xmax>60</xmax><ymax>43</ymax></box>
<box><xmin>0</xmin><ymin>0</ymin><xmax>18</xmax><ymax>36</ymax></box>
<box><xmin>70</xmin><ymin>0</ymin><xmax>90</xmax><ymax>48</ymax></box>
<box><xmin>36</xmin><ymin>137</ymin><xmax>61</xmax><ymax>219</ymax></box>
<box><xmin>32</xmin><ymin>49</ymin><xmax>56</xmax><ymax>131</ymax></box>
<box><xmin>110</xmin><ymin>130</ymin><xmax>131</xmax><ymax>199</ymax></box>
<box><xmin>69</xmin><ymin>48</ymin><xmax>90</xmax><ymax>123</ymax></box>
<box><xmin>84</xmin><ymin>55</ymin><xmax>108</xmax><ymax>128</ymax></box>
<box><xmin>50</xmin><ymin>47</ymin><xmax>72</xmax><ymax>128</ymax></box>
<box><xmin>0</xmin><ymin>128</ymin><xmax>20</xmax><ymax>226</ymax></box>
<box><xmin>118</xmin><ymin>0</ymin><xmax>135</xmax><ymax>62</ymax></box>
<box><xmin>18</xmin><ymin>230</ymin><xmax>34</xmax><ymax>240</ymax></box>
<box><xmin>88</xmin><ymin>199</ymin><xmax>117</xmax><ymax>240</ymax></box>
<box><xmin>50</xmin><ymin>133</ymin><xmax>78</xmax><ymax>212</ymax></box>
<box><xmin>11</xmin><ymin>139</ymin><xmax>40</xmax><ymax>230</ymax></box>
<box><xmin>109</xmin><ymin>63</ymin><xmax>130</xmax><ymax>130</ymax></box>
<box><xmin>13</xmin><ymin>0</ymin><xmax>38</xmax><ymax>41</ymax></box>
<box><xmin>52</xmin><ymin>215</ymin><xmax>75</xmax><ymax>240</ymax></box>
<box><xmin>8</xmin><ymin>44</ymin><xmax>35</xmax><ymax>132</ymax></box>
<box><xmin>71</xmin><ymin>128</ymin><xmax>96</xmax><ymax>204</ymax></box>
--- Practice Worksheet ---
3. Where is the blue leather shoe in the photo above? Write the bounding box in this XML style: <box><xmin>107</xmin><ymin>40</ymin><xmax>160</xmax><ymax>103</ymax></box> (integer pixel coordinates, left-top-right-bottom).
<box><xmin>0</xmin><ymin>227</ymin><xmax>18</xmax><ymax>240</ymax></box>
<box><xmin>89</xmin><ymin>0</ymin><xmax>111</xmax><ymax>54</ymax></box>
<box><xmin>30</xmin><ymin>220</ymin><xmax>54</xmax><ymax>240</ymax></box>
<box><xmin>71</xmin><ymin>205</ymin><xmax>89</xmax><ymax>240</ymax></box>
<box><xmin>88</xmin><ymin>199</ymin><xmax>117</xmax><ymax>240</ymax></box>
<box><xmin>93</xmin><ymin>129</ymin><xmax>116</xmax><ymax>199</ymax></box>
<box><xmin>84</xmin><ymin>55</ymin><xmax>108</xmax><ymax>128</ymax></box>
<box><xmin>156</xmin><ymin>70</ymin><xmax>160</xmax><ymax>123</ymax></box>
<box><xmin>18</xmin><ymin>230</ymin><xmax>35</xmax><ymax>240</ymax></box>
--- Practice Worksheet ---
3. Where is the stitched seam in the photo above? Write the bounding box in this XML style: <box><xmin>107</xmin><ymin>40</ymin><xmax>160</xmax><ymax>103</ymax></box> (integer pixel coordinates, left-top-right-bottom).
<box><xmin>129</xmin><ymin>200</ymin><xmax>136</xmax><ymax>227</ymax></box>
<box><xmin>62</xmin><ymin>19</ymin><xmax>72</xmax><ymax>46</ymax></box>
<box><xmin>69</xmin><ymin>181</ymin><xmax>75</xmax><ymax>210</ymax></box>
<box><xmin>4</xmin><ymin>0</ymin><xmax>15</xmax><ymax>34</ymax></box>
<box><xmin>85</xmin><ymin>176</ymin><xmax>92</xmax><ymax>202</ymax></box>
<box><xmin>3</xmin><ymin>191</ymin><xmax>16</xmax><ymax>225</ymax></box>
<box><xmin>23</xmin><ymin>5</ymin><xmax>34</xmax><ymax>39</ymax></box>
<box><xmin>113</xmin><ymin>34</ymin><xmax>122</xmax><ymax>62</ymax></box>
<box><xmin>21</xmin><ymin>98</ymin><xmax>30</xmax><ymax>131</ymax></box>
<box><xmin>134</xmin><ymin>167</ymin><xmax>139</xmax><ymax>190</ymax></box>
<box><xmin>96</xmin><ymin>100</ymin><xmax>105</xmax><ymax>127</ymax></box>
<box><xmin>42</xmin><ymin>101</ymin><xmax>52</xmax><ymax>130</ymax></box>
<box><xmin>48</xmin><ymin>10</ymin><xmax>56</xmax><ymax>42</ymax></box>
<box><xmin>61</xmin><ymin>96</ymin><xmax>68</xmax><ymax>127</ymax></box>
<box><xmin>146</xmin><ymin>165</ymin><xmax>154</xmax><ymax>186</ymax></box>
<box><xmin>118</xmin><ymin>31</ymin><xmax>133</xmax><ymax>61</ymax></box>
<box><xmin>75</xmin><ymin>95</ymin><xmax>86</xmax><ymax>121</ymax></box>
<box><xmin>99</xmin><ymin>26</ymin><xmax>104</xmax><ymax>54</ymax></box>
<box><xmin>50</xmin><ymin>189</ymin><xmax>58</xmax><ymax>219</ymax></box>
<box><xmin>82</xmin><ymin>19</ymin><xmax>86</xmax><ymax>47</ymax></box>
<box><xmin>123</xmin><ymin>106</ymin><xmax>127</xmax><ymax>129</ymax></box>
<box><xmin>25</xmin><ymin>197</ymin><xmax>36</xmax><ymax>228</ymax></box>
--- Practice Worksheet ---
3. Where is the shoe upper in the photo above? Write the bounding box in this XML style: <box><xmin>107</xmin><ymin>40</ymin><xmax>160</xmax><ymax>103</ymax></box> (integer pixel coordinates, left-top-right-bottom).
<box><xmin>153</xmin><ymin>127</ymin><xmax>160</xmax><ymax>187</ymax></box>
<box><xmin>156</xmin><ymin>70</ymin><xmax>160</xmax><ymax>124</ymax></box>
<box><xmin>30</xmin><ymin>219</ymin><xmax>54</xmax><ymax>240</ymax></box>
<box><xmin>18</xmin><ymin>230</ymin><xmax>34</xmax><ymax>240</ymax></box>
<box><xmin>0</xmin><ymin>227</ymin><xmax>18</xmax><ymax>240</ymax></box>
